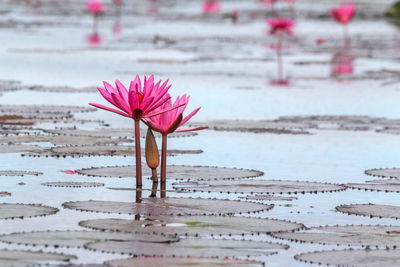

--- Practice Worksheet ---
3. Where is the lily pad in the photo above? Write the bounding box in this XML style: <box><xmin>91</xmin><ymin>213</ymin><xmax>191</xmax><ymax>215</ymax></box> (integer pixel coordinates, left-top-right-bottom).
<box><xmin>44</xmin><ymin>128</ymin><xmax>196</xmax><ymax>139</ymax></box>
<box><xmin>41</xmin><ymin>182</ymin><xmax>104</xmax><ymax>188</ymax></box>
<box><xmin>0</xmin><ymin>231</ymin><xmax>179</xmax><ymax>248</ymax></box>
<box><xmin>173</xmin><ymin>180</ymin><xmax>346</xmax><ymax>194</ymax></box>
<box><xmin>106</xmin><ymin>256</ymin><xmax>263</xmax><ymax>267</ymax></box>
<box><xmin>239</xmin><ymin>195</ymin><xmax>297</xmax><ymax>201</ymax></box>
<box><xmin>26</xmin><ymin>145</ymin><xmax>201</xmax><ymax>158</ymax></box>
<box><xmin>191</xmin><ymin>120</ymin><xmax>311</xmax><ymax>134</ymax></box>
<box><xmin>365</xmin><ymin>168</ymin><xmax>400</xmax><ymax>179</ymax></box>
<box><xmin>79</xmin><ymin>215</ymin><xmax>304</xmax><ymax>237</ymax></box>
<box><xmin>0</xmin><ymin>203</ymin><xmax>58</xmax><ymax>219</ymax></box>
<box><xmin>336</xmin><ymin>204</ymin><xmax>400</xmax><ymax>219</ymax></box>
<box><xmin>272</xmin><ymin>225</ymin><xmax>400</xmax><ymax>247</ymax></box>
<box><xmin>0</xmin><ymin>105</ymin><xmax>96</xmax><ymax>121</ymax></box>
<box><xmin>0</xmin><ymin>171</ymin><xmax>42</xmax><ymax>176</ymax></box>
<box><xmin>295</xmin><ymin>249</ymin><xmax>400</xmax><ymax>267</ymax></box>
<box><xmin>0</xmin><ymin>249</ymin><xmax>76</xmax><ymax>267</ymax></box>
<box><xmin>347</xmin><ymin>180</ymin><xmax>400</xmax><ymax>193</ymax></box>
<box><xmin>75</xmin><ymin>165</ymin><xmax>263</xmax><ymax>180</ymax></box>
<box><xmin>0</xmin><ymin>144</ymin><xmax>44</xmax><ymax>154</ymax></box>
<box><xmin>85</xmin><ymin>238</ymin><xmax>288</xmax><ymax>258</ymax></box>
<box><xmin>63</xmin><ymin>198</ymin><xmax>271</xmax><ymax>216</ymax></box>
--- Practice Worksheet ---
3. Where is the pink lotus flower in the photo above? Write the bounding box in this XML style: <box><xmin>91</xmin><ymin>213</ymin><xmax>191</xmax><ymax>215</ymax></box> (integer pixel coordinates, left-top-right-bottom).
<box><xmin>267</xmin><ymin>18</ymin><xmax>295</xmax><ymax>36</ymax></box>
<box><xmin>330</xmin><ymin>3</ymin><xmax>355</xmax><ymax>24</ymax></box>
<box><xmin>202</xmin><ymin>0</ymin><xmax>221</xmax><ymax>14</ymax></box>
<box><xmin>146</xmin><ymin>95</ymin><xmax>205</xmax><ymax>135</ymax></box>
<box><xmin>89</xmin><ymin>75</ymin><xmax>181</xmax><ymax>187</ymax></box>
<box><xmin>114</xmin><ymin>0</ymin><xmax>122</xmax><ymax>4</ymax></box>
<box><xmin>87</xmin><ymin>0</ymin><xmax>105</xmax><ymax>15</ymax></box>
<box><xmin>89</xmin><ymin>75</ymin><xmax>176</xmax><ymax>120</ymax></box>
<box><xmin>145</xmin><ymin>95</ymin><xmax>207</xmax><ymax>197</ymax></box>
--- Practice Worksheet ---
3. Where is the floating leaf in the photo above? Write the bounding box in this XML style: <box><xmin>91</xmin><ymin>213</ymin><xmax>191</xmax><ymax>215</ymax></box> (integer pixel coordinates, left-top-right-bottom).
<box><xmin>79</xmin><ymin>215</ymin><xmax>304</xmax><ymax>237</ymax></box>
<box><xmin>0</xmin><ymin>249</ymin><xmax>76</xmax><ymax>267</ymax></box>
<box><xmin>295</xmin><ymin>249</ymin><xmax>400</xmax><ymax>267</ymax></box>
<box><xmin>85</xmin><ymin>238</ymin><xmax>287</xmax><ymax>258</ymax></box>
<box><xmin>0</xmin><ymin>231</ymin><xmax>179</xmax><ymax>248</ymax></box>
<box><xmin>106</xmin><ymin>256</ymin><xmax>262</xmax><ymax>267</ymax></box>
<box><xmin>76</xmin><ymin>165</ymin><xmax>263</xmax><ymax>180</ymax></box>
<box><xmin>273</xmin><ymin>225</ymin><xmax>400</xmax><ymax>247</ymax></box>
<box><xmin>336</xmin><ymin>204</ymin><xmax>400</xmax><ymax>219</ymax></box>
<box><xmin>0</xmin><ymin>203</ymin><xmax>58</xmax><ymax>220</ymax></box>
<box><xmin>174</xmin><ymin>180</ymin><xmax>346</xmax><ymax>194</ymax></box>
<box><xmin>63</xmin><ymin>198</ymin><xmax>271</xmax><ymax>216</ymax></box>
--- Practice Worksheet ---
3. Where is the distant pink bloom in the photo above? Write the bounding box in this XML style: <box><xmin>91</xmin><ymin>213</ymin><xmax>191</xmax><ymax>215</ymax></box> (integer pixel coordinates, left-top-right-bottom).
<box><xmin>267</xmin><ymin>18</ymin><xmax>295</xmax><ymax>36</ymax></box>
<box><xmin>87</xmin><ymin>32</ymin><xmax>101</xmax><ymax>46</ymax></box>
<box><xmin>330</xmin><ymin>3</ymin><xmax>356</xmax><ymax>24</ymax></box>
<box><xmin>87</xmin><ymin>0</ymin><xmax>105</xmax><ymax>15</ymax></box>
<box><xmin>316</xmin><ymin>38</ymin><xmax>326</xmax><ymax>45</ymax></box>
<box><xmin>89</xmin><ymin>75</ymin><xmax>176</xmax><ymax>121</ymax></box>
<box><xmin>114</xmin><ymin>0</ymin><xmax>122</xmax><ymax>4</ymax></box>
<box><xmin>146</xmin><ymin>95</ymin><xmax>206</xmax><ymax>135</ymax></box>
<box><xmin>202</xmin><ymin>0</ymin><xmax>221</xmax><ymax>14</ymax></box>
<box><xmin>331</xmin><ymin>53</ymin><xmax>354</xmax><ymax>75</ymax></box>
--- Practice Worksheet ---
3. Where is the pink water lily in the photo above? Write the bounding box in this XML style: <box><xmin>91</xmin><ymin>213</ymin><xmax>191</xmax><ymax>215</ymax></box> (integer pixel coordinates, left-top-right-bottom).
<box><xmin>331</xmin><ymin>3</ymin><xmax>355</xmax><ymax>44</ymax></box>
<box><xmin>267</xmin><ymin>18</ymin><xmax>295</xmax><ymax>36</ymax></box>
<box><xmin>331</xmin><ymin>3</ymin><xmax>355</xmax><ymax>24</ymax></box>
<box><xmin>87</xmin><ymin>0</ymin><xmax>105</xmax><ymax>14</ymax></box>
<box><xmin>202</xmin><ymin>0</ymin><xmax>221</xmax><ymax>14</ymax></box>
<box><xmin>267</xmin><ymin>18</ymin><xmax>295</xmax><ymax>85</ymax></box>
<box><xmin>89</xmin><ymin>75</ymin><xmax>177</xmax><ymax>120</ymax></box>
<box><xmin>89</xmin><ymin>75</ymin><xmax>180</xmax><ymax>187</ymax></box>
<box><xmin>145</xmin><ymin>95</ymin><xmax>207</xmax><ymax>197</ymax></box>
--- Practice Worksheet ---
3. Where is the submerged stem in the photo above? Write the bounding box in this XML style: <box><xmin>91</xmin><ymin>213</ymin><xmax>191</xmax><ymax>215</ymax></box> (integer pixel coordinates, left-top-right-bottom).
<box><xmin>150</xmin><ymin>168</ymin><xmax>158</xmax><ymax>197</ymax></box>
<box><xmin>134</xmin><ymin>119</ymin><xmax>142</xmax><ymax>186</ymax></box>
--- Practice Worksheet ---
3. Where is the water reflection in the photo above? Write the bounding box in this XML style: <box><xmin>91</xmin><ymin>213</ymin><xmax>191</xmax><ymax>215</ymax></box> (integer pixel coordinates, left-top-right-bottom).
<box><xmin>330</xmin><ymin>51</ymin><xmax>354</xmax><ymax>76</ymax></box>
<box><xmin>148</xmin><ymin>0</ymin><xmax>159</xmax><ymax>14</ymax></box>
<box><xmin>87</xmin><ymin>32</ymin><xmax>101</xmax><ymax>46</ymax></box>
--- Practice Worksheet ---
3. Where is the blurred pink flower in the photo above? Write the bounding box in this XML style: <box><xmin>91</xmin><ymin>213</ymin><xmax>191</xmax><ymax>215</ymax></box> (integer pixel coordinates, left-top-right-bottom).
<box><xmin>87</xmin><ymin>0</ymin><xmax>105</xmax><ymax>15</ymax></box>
<box><xmin>202</xmin><ymin>0</ymin><xmax>221</xmax><ymax>14</ymax></box>
<box><xmin>114</xmin><ymin>0</ymin><xmax>122</xmax><ymax>4</ymax></box>
<box><xmin>330</xmin><ymin>3</ymin><xmax>356</xmax><ymax>24</ymax></box>
<box><xmin>267</xmin><ymin>18</ymin><xmax>295</xmax><ymax>35</ymax></box>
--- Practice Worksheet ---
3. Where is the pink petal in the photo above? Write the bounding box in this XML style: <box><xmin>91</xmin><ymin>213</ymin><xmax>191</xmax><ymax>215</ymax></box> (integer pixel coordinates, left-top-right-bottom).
<box><xmin>140</xmin><ymin>96</ymin><xmax>154</xmax><ymax>112</ymax></box>
<box><xmin>98</xmin><ymin>87</ymin><xmax>118</xmax><ymax>107</ymax></box>
<box><xmin>111</xmin><ymin>93</ymin><xmax>131</xmax><ymax>114</ymax></box>
<box><xmin>145</xmin><ymin>95</ymin><xmax>171</xmax><ymax>114</ymax></box>
<box><xmin>175</xmin><ymin>126</ymin><xmax>208</xmax><ymax>132</ymax></box>
<box><xmin>103</xmin><ymin>81</ymin><xmax>118</xmax><ymax>94</ymax></box>
<box><xmin>145</xmin><ymin>102</ymin><xmax>185</xmax><ymax>118</ymax></box>
<box><xmin>115</xmin><ymin>80</ymin><xmax>129</xmax><ymax>102</ymax></box>
<box><xmin>180</xmin><ymin>107</ymin><xmax>201</xmax><ymax>126</ymax></box>
<box><xmin>89</xmin><ymin>103</ymin><xmax>130</xmax><ymax>117</ymax></box>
